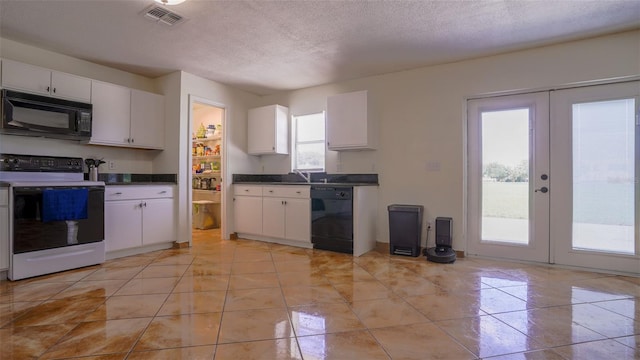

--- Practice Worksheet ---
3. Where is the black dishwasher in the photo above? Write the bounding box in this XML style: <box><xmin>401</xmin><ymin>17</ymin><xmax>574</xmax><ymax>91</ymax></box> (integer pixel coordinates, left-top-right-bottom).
<box><xmin>311</xmin><ymin>186</ymin><xmax>353</xmax><ymax>254</ymax></box>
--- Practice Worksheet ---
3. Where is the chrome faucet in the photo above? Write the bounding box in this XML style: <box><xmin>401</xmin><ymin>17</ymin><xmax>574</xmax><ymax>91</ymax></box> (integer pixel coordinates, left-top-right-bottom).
<box><xmin>294</xmin><ymin>169</ymin><xmax>311</xmax><ymax>183</ymax></box>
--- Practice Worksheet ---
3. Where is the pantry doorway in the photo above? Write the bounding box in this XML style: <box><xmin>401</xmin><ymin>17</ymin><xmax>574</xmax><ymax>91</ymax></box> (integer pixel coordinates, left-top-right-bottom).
<box><xmin>189</xmin><ymin>96</ymin><xmax>226</xmax><ymax>245</ymax></box>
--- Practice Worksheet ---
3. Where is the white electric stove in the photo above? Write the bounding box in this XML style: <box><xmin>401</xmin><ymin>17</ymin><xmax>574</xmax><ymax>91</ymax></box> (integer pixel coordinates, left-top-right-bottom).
<box><xmin>0</xmin><ymin>153</ymin><xmax>105</xmax><ymax>280</ymax></box>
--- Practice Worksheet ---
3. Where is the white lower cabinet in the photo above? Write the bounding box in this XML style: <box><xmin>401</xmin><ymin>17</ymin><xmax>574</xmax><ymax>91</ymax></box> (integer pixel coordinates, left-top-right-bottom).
<box><xmin>261</xmin><ymin>197</ymin><xmax>285</xmax><ymax>238</ymax></box>
<box><xmin>233</xmin><ymin>185</ymin><xmax>263</xmax><ymax>235</ymax></box>
<box><xmin>262</xmin><ymin>186</ymin><xmax>310</xmax><ymax>243</ymax></box>
<box><xmin>105</xmin><ymin>200</ymin><xmax>142</xmax><ymax>252</ymax></box>
<box><xmin>0</xmin><ymin>188</ymin><xmax>9</xmax><ymax>271</ymax></box>
<box><xmin>142</xmin><ymin>198</ymin><xmax>174</xmax><ymax>245</ymax></box>
<box><xmin>234</xmin><ymin>185</ymin><xmax>310</xmax><ymax>246</ymax></box>
<box><xmin>105</xmin><ymin>185</ymin><xmax>175</xmax><ymax>253</ymax></box>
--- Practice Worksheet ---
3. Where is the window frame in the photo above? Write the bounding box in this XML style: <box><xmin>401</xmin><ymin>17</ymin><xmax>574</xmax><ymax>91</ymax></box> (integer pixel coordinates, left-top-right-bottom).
<box><xmin>291</xmin><ymin>111</ymin><xmax>326</xmax><ymax>172</ymax></box>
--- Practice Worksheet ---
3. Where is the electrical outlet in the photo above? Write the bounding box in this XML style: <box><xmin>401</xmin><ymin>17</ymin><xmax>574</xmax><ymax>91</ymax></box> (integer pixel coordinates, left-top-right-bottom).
<box><xmin>108</xmin><ymin>161</ymin><xmax>116</xmax><ymax>170</ymax></box>
<box><xmin>426</xmin><ymin>161</ymin><xmax>441</xmax><ymax>172</ymax></box>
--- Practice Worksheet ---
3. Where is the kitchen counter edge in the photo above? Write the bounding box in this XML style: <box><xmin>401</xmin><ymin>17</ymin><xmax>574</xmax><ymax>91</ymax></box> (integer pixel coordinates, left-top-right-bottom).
<box><xmin>233</xmin><ymin>182</ymin><xmax>378</xmax><ymax>186</ymax></box>
<box><xmin>105</xmin><ymin>182</ymin><xmax>177</xmax><ymax>186</ymax></box>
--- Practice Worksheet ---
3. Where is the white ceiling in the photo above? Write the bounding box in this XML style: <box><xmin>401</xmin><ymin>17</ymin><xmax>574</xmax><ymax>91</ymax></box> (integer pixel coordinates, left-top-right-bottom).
<box><xmin>1</xmin><ymin>0</ymin><xmax>639</xmax><ymax>95</ymax></box>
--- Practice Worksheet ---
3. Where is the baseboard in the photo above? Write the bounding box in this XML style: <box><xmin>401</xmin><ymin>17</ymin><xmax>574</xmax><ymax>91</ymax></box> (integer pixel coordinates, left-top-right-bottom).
<box><xmin>375</xmin><ymin>241</ymin><xmax>389</xmax><ymax>254</ymax></box>
<box><xmin>173</xmin><ymin>241</ymin><xmax>189</xmax><ymax>249</ymax></box>
<box><xmin>106</xmin><ymin>242</ymin><xmax>173</xmax><ymax>260</ymax></box>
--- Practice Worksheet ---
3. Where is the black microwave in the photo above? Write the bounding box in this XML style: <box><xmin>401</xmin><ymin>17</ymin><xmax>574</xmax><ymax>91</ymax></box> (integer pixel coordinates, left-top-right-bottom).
<box><xmin>0</xmin><ymin>89</ymin><xmax>92</xmax><ymax>141</ymax></box>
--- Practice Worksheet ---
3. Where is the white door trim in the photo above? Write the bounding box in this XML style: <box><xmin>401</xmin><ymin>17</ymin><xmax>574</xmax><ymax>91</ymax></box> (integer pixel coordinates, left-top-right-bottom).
<box><xmin>188</xmin><ymin>95</ymin><xmax>228</xmax><ymax>246</ymax></box>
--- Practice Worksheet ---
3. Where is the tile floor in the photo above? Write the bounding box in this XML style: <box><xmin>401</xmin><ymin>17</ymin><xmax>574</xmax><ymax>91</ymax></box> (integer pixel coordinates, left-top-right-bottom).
<box><xmin>1</xmin><ymin>229</ymin><xmax>639</xmax><ymax>359</ymax></box>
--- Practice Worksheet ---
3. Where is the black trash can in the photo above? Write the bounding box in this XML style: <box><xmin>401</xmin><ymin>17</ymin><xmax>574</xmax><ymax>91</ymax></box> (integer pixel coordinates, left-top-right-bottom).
<box><xmin>388</xmin><ymin>204</ymin><xmax>423</xmax><ymax>257</ymax></box>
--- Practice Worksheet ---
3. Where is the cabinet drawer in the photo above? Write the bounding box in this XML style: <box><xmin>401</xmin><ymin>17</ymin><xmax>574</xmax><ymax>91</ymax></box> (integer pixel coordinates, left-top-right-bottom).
<box><xmin>106</xmin><ymin>185</ymin><xmax>174</xmax><ymax>201</ymax></box>
<box><xmin>234</xmin><ymin>185</ymin><xmax>263</xmax><ymax>196</ymax></box>
<box><xmin>0</xmin><ymin>189</ymin><xmax>7</xmax><ymax>206</ymax></box>
<box><xmin>263</xmin><ymin>186</ymin><xmax>310</xmax><ymax>199</ymax></box>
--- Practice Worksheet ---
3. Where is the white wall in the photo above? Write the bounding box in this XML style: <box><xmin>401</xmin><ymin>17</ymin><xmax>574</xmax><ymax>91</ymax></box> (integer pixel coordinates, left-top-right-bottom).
<box><xmin>0</xmin><ymin>38</ymin><xmax>162</xmax><ymax>173</ymax></box>
<box><xmin>256</xmin><ymin>30</ymin><xmax>640</xmax><ymax>250</ymax></box>
<box><xmin>157</xmin><ymin>71</ymin><xmax>260</xmax><ymax>244</ymax></box>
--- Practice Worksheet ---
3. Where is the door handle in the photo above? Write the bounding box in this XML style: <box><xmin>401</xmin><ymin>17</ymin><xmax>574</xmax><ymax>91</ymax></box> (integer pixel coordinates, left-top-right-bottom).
<box><xmin>535</xmin><ymin>187</ymin><xmax>549</xmax><ymax>193</ymax></box>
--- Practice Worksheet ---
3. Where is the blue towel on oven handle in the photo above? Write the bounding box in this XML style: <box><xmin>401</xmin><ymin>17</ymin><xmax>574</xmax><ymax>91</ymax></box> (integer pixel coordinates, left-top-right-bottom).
<box><xmin>42</xmin><ymin>188</ymin><xmax>89</xmax><ymax>223</ymax></box>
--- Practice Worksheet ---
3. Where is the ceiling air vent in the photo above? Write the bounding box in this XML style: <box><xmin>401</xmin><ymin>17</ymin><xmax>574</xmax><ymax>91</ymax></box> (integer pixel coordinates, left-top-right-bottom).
<box><xmin>143</xmin><ymin>5</ymin><xmax>185</xmax><ymax>26</ymax></box>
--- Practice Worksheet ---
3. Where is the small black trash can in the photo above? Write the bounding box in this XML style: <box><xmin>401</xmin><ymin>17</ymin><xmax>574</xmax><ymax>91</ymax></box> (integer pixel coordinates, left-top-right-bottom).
<box><xmin>388</xmin><ymin>204</ymin><xmax>423</xmax><ymax>257</ymax></box>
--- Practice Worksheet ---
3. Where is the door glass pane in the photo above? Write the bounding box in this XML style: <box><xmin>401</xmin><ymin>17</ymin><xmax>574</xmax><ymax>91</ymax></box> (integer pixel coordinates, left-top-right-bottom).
<box><xmin>481</xmin><ymin>109</ymin><xmax>530</xmax><ymax>244</ymax></box>
<box><xmin>572</xmin><ymin>99</ymin><xmax>636</xmax><ymax>254</ymax></box>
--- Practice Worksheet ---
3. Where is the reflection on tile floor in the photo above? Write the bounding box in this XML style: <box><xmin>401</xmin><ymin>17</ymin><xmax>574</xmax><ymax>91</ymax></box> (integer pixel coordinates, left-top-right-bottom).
<box><xmin>1</xmin><ymin>229</ymin><xmax>638</xmax><ymax>359</ymax></box>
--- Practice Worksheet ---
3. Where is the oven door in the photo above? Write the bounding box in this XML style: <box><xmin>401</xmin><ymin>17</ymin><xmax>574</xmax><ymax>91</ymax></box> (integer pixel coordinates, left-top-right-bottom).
<box><xmin>12</xmin><ymin>185</ymin><xmax>104</xmax><ymax>253</ymax></box>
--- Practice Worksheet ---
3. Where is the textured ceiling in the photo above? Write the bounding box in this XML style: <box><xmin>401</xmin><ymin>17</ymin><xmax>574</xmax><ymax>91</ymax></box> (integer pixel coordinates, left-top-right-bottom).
<box><xmin>1</xmin><ymin>0</ymin><xmax>639</xmax><ymax>95</ymax></box>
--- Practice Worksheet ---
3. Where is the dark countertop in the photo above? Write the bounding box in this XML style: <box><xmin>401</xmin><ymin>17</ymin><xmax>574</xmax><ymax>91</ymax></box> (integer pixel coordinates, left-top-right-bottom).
<box><xmin>234</xmin><ymin>182</ymin><xmax>378</xmax><ymax>187</ymax></box>
<box><xmin>105</xmin><ymin>182</ymin><xmax>177</xmax><ymax>186</ymax></box>
<box><xmin>94</xmin><ymin>173</ymin><xmax>178</xmax><ymax>185</ymax></box>
<box><xmin>233</xmin><ymin>173</ymin><xmax>378</xmax><ymax>186</ymax></box>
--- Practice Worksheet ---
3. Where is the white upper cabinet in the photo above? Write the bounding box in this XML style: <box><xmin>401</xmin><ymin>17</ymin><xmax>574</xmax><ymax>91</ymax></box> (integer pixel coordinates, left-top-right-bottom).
<box><xmin>248</xmin><ymin>104</ymin><xmax>288</xmax><ymax>155</ymax></box>
<box><xmin>89</xmin><ymin>81</ymin><xmax>165</xmax><ymax>149</ymax></box>
<box><xmin>130</xmin><ymin>89</ymin><xmax>165</xmax><ymax>149</ymax></box>
<box><xmin>1</xmin><ymin>59</ymin><xmax>91</xmax><ymax>102</ymax></box>
<box><xmin>90</xmin><ymin>81</ymin><xmax>131</xmax><ymax>146</ymax></box>
<box><xmin>326</xmin><ymin>90</ymin><xmax>377</xmax><ymax>150</ymax></box>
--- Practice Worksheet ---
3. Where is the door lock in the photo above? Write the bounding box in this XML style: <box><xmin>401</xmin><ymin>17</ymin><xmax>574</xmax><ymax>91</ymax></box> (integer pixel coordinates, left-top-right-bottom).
<box><xmin>534</xmin><ymin>187</ymin><xmax>549</xmax><ymax>193</ymax></box>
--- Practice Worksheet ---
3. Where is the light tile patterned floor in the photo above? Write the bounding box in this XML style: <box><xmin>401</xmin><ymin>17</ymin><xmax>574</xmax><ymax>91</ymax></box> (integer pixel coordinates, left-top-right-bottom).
<box><xmin>1</xmin><ymin>229</ymin><xmax>638</xmax><ymax>359</ymax></box>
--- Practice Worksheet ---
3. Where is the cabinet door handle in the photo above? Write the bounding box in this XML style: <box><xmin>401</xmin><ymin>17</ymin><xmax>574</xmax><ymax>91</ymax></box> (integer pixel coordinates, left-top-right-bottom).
<box><xmin>46</xmin><ymin>86</ymin><xmax>50</xmax><ymax>92</ymax></box>
<box><xmin>52</xmin><ymin>87</ymin><xmax>56</xmax><ymax>93</ymax></box>
<box><xmin>296</xmin><ymin>191</ymin><xmax>301</xmax><ymax>194</ymax></box>
<box><xmin>244</xmin><ymin>189</ymin><xmax>249</xmax><ymax>192</ymax></box>
<box><xmin>269</xmin><ymin>190</ymin><xmax>273</xmax><ymax>193</ymax></box>
<box><xmin>113</xmin><ymin>192</ymin><xmax>123</xmax><ymax>195</ymax></box>
<box><xmin>131</xmin><ymin>138</ymin><xmax>134</xmax><ymax>143</ymax></box>
<box><xmin>159</xmin><ymin>191</ymin><xmax>167</xmax><ymax>194</ymax></box>
<box><xmin>272</xmin><ymin>146</ymin><xmax>275</xmax><ymax>150</ymax></box>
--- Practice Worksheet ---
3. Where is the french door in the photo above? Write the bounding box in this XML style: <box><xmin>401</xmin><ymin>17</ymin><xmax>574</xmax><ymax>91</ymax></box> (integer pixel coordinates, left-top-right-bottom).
<box><xmin>550</xmin><ymin>82</ymin><xmax>639</xmax><ymax>273</ymax></box>
<box><xmin>467</xmin><ymin>82</ymin><xmax>640</xmax><ymax>274</ymax></box>
<box><xmin>468</xmin><ymin>92</ymin><xmax>550</xmax><ymax>263</ymax></box>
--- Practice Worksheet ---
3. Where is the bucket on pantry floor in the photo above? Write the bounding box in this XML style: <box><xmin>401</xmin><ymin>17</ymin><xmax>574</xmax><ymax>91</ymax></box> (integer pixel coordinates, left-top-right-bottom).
<box><xmin>193</xmin><ymin>200</ymin><xmax>217</xmax><ymax>229</ymax></box>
